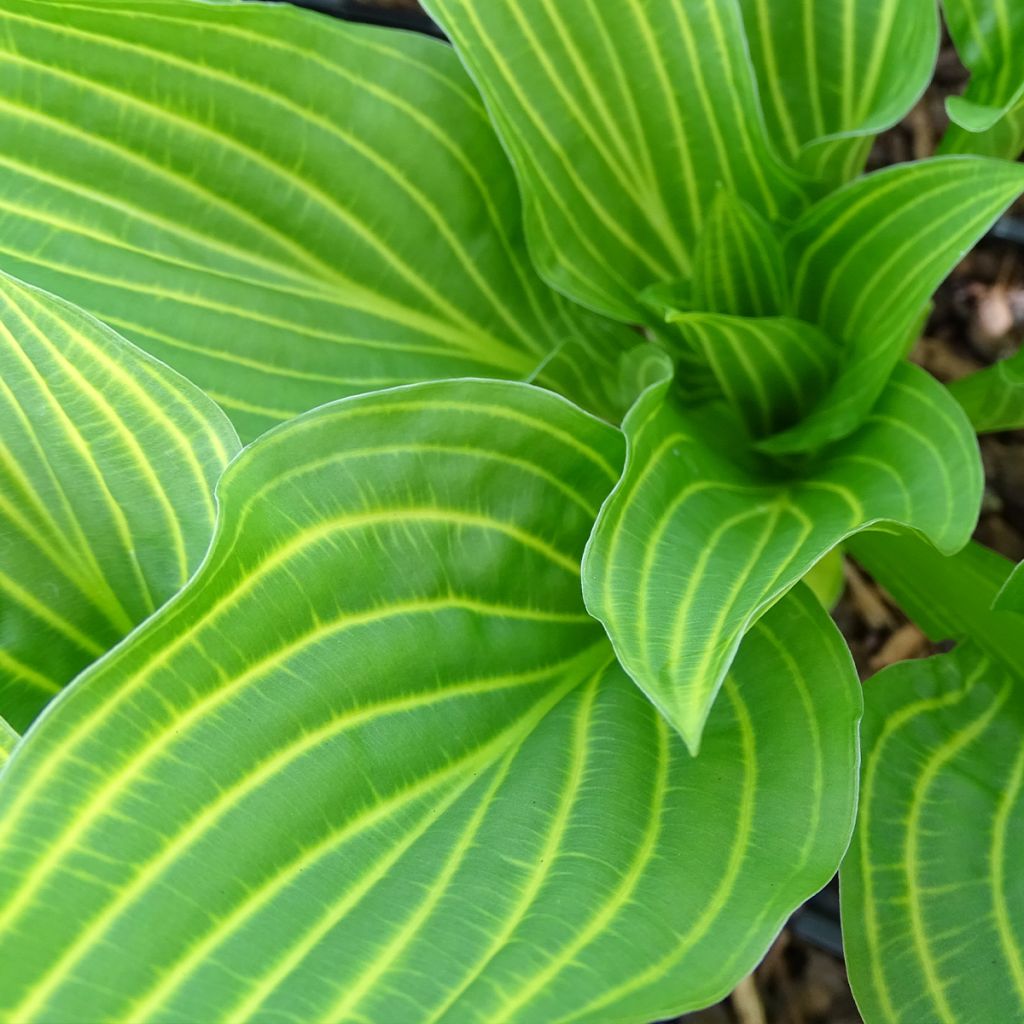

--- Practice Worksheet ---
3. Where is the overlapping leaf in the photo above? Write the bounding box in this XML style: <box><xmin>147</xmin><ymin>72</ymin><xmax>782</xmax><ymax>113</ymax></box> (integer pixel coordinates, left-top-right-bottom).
<box><xmin>584</xmin><ymin>363</ymin><xmax>981</xmax><ymax>752</ymax></box>
<box><xmin>738</xmin><ymin>0</ymin><xmax>938</xmax><ymax>189</ymax></box>
<box><xmin>0</xmin><ymin>381</ymin><xmax>860</xmax><ymax>1023</ymax></box>
<box><xmin>997</xmin><ymin>562</ymin><xmax>1024</xmax><ymax>612</ymax></box>
<box><xmin>943</xmin><ymin>0</ymin><xmax>1024</xmax><ymax>133</ymax></box>
<box><xmin>0</xmin><ymin>272</ymin><xmax>238</xmax><ymax>730</ymax></box>
<box><xmin>762</xmin><ymin>157</ymin><xmax>1024</xmax><ymax>452</ymax></box>
<box><xmin>421</xmin><ymin>0</ymin><xmax>806</xmax><ymax>321</ymax></box>
<box><xmin>0</xmin><ymin>0</ymin><xmax>629</xmax><ymax>441</ymax></box>
<box><xmin>940</xmin><ymin>99</ymin><xmax>1024</xmax><ymax>160</ymax></box>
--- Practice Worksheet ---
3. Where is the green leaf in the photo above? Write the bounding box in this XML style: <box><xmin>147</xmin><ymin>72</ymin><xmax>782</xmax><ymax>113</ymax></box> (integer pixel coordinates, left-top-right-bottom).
<box><xmin>940</xmin><ymin>98</ymin><xmax>1024</xmax><ymax>160</ymax></box>
<box><xmin>0</xmin><ymin>271</ymin><xmax>239</xmax><ymax>730</ymax></box>
<box><xmin>763</xmin><ymin>156</ymin><xmax>1024</xmax><ymax>453</ymax></box>
<box><xmin>948</xmin><ymin>346</ymin><xmax>1024</xmax><ymax>432</ymax></box>
<box><xmin>0</xmin><ymin>716</ymin><xmax>17</xmax><ymax>767</ymax></box>
<box><xmin>803</xmin><ymin>546</ymin><xmax>845</xmax><ymax>611</ymax></box>
<box><xmin>841</xmin><ymin>642</ymin><xmax>1024</xmax><ymax>1024</ymax></box>
<box><xmin>738</xmin><ymin>0</ymin><xmax>938</xmax><ymax>190</ymax></box>
<box><xmin>688</xmin><ymin>191</ymin><xmax>789</xmax><ymax>318</ymax></box>
<box><xmin>584</xmin><ymin>362</ymin><xmax>981</xmax><ymax>752</ymax></box>
<box><xmin>0</xmin><ymin>0</ymin><xmax>628</xmax><ymax>442</ymax></box>
<box><xmin>667</xmin><ymin>314</ymin><xmax>840</xmax><ymax>438</ymax></box>
<box><xmin>996</xmin><ymin>563</ymin><xmax>1024</xmax><ymax>613</ymax></box>
<box><xmin>848</xmin><ymin>532</ymin><xmax>1021</xmax><ymax>670</ymax></box>
<box><xmin>420</xmin><ymin>0</ymin><xmax>806</xmax><ymax>321</ymax></box>
<box><xmin>0</xmin><ymin>381</ymin><xmax>860</xmax><ymax>1023</ymax></box>
<box><xmin>943</xmin><ymin>0</ymin><xmax>1024</xmax><ymax>132</ymax></box>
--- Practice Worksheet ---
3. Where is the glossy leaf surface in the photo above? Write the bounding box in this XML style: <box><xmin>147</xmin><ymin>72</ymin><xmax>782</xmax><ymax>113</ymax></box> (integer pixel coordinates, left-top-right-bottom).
<box><xmin>0</xmin><ymin>272</ymin><xmax>238</xmax><ymax>730</ymax></box>
<box><xmin>738</xmin><ymin>0</ymin><xmax>937</xmax><ymax>189</ymax></box>
<box><xmin>842</xmin><ymin>641</ymin><xmax>1024</xmax><ymax>1024</ymax></box>
<box><xmin>0</xmin><ymin>381</ymin><xmax>860</xmax><ymax>1023</ymax></box>
<box><xmin>766</xmin><ymin>157</ymin><xmax>1024</xmax><ymax>452</ymax></box>
<box><xmin>422</xmin><ymin>0</ymin><xmax>805</xmax><ymax>321</ymax></box>
<box><xmin>943</xmin><ymin>0</ymin><xmax>1024</xmax><ymax>132</ymax></box>
<box><xmin>584</xmin><ymin>363</ymin><xmax>980</xmax><ymax>751</ymax></box>
<box><xmin>0</xmin><ymin>0</ymin><xmax>627</xmax><ymax>441</ymax></box>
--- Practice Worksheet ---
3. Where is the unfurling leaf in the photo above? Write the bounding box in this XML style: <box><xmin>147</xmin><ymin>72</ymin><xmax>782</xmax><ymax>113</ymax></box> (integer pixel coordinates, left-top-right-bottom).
<box><xmin>0</xmin><ymin>272</ymin><xmax>238</xmax><ymax>729</ymax></box>
<box><xmin>765</xmin><ymin>157</ymin><xmax>1024</xmax><ymax>453</ymax></box>
<box><xmin>0</xmin><ymin>381</ymin><xmax>860</xmax><ymax>1024</ymax></box>
<box><xmin>584</xmin><ymin>364</ymin><xmax>980</xmax><ymax>751</ymax></box>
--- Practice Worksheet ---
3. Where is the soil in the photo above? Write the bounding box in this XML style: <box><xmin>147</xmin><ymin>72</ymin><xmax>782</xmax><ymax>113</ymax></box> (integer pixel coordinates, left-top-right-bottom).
<box><xmin>281</xmin><ymin>5</ymin><xmax>1024</xmax><ymax>1021</ymax></box>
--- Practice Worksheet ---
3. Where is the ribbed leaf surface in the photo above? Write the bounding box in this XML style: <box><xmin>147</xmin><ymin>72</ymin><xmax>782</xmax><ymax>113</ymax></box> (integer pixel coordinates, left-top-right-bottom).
<box><xmin>842</xmin><ymin>642</ymin><xmax>1024</xmax><ymax>1024</ymax></box>
<box><xmin>765</xmin><ymin>157</ymin><xmax>1024</xmax><ymax>452</ymax></box>
<box><xmin>584</xmin><ymin>363</ymin><xmax>981</xmax><ymax>751</ymax></box>
<box><xmin>0</xmin><ymin>0</ymin><xmax>627</xmax><ymax>441</ymax></box>
<box><xmin>421</xmin><ymin>0</ymin><xmax>805</xmax><ymax>321</ymax></box>
<box><xmin>738</xmin><ymin>0</ymin><xmax>937</xmax><ymax>189</ymax></box>
<box><xmin>943</xmin><ymin>0</ymin><xmax>1024</xmax><ymax>132</ymax></box>
<box><xmin>0</xmin><ymin>272</ymin><xmax>238</xmax><ymax>729</ymax></box>
<box><xmin>997</xmin><ymin>563</ymin><xmax>1024</xmax><ymax>612</ymax></box>
<box><xmin>0</xmin><ymin>381</ymin><xmax>861</xmax><ymax>1024</ymax></box>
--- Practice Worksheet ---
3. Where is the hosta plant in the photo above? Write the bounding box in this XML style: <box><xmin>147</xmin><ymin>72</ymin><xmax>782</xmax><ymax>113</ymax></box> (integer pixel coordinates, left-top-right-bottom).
<box><xmin>0</xmin><ymin>0</ymin><xmax>1022</xmax><ymax>1022</ymax></box>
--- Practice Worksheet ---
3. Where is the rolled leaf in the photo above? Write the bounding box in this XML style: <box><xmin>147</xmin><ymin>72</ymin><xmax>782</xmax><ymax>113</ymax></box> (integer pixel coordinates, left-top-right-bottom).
<box><xmin>0</xmin><ymin>381</ymin><xmax>860</xmax><ymax>1023</ymax></box>
<box><xmin>765</xmin><ymin>156</ymin><xmax>1024</xmax><ymax>452</ymax></box>
<box><xmin>668</xmin><ymin>314</ymin><xmax>839</xmax><ymax>437</ymax></box>
<box><xmin>0</xmin><ymin>271</ymin><xmax>238</xmax><ymax>730</ymax></box>
<box><xmin>943</xmin><ymin>0</ymin><xmax>1024</xmax><ymax>132</ymax></box>
<box><xmin>584</xmin><ymin>363</ymin><xmax>981</xmax><ymax>752</ymax></box>
<box><xmin>738</xmin><ymin>0</ymin><xmax>938</xmax><ymax>189</ymax></box>
<box><xmin>0</xmin><ymin>0</ymin><xmax>628</xmax><ymax>441</ymax></box>
<box><xmin>841</xmin><ymin>642</ymin><xmax>1024</xmax><ymax>1024</ymax></box>
<box><xmin>421</xmin><ymin>0</ymin><xmax>805</xmax><ymax>321</ymax></box>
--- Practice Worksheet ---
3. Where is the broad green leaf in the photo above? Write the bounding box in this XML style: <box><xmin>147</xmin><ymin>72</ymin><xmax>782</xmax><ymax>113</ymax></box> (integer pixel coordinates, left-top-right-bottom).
<box><xmin>841</xmin><ymin>642</ymin><xmax>1024</xmax><ymax>1024</ymax></box>
<box><xmin>0</xmin><ymin>271</ymin><xmax>238</xmax><ymax>730</ymax></box>
<box><xmin>848</xmin><ymin>532</ymin><xmax>1021</xmax><ymax>669</ymax></box>
<box><xmin>420</xmin><ymin>0</ymin><xmax>806</xmax><ymax>321</ymax></box>
<box><xmin>667</xmin><ymin>314</ymin><xmax>839</xmax><ymax>438</ymax></box>
<box><xmin>0</xmin><ymin>716</ymin><xmax>17</xmax><ymax>767</ymax></box>
<box><xmin>764</xmin><ymin>157</ymin><xmax>1024</xmax><ymax>453</ymax></box>
<box><xmin>738</xmin><ymin>0</ymin><xmax>938</xmax><ymax>189</ymax></box>
<box><xmin>943</xmin><ymin>0</ymin><xmax>1024</xmax><ymax>132</ymax></box>
<box><xmin>948</xmin><ymin>346</ymin><xmax>1024</xmax><ymax>432</ymax></box>
<box><xmin>584</xmin><ymin>363</ymin><xmax>981</xmax><ymax>752</ymax></box>
<box><xmin>940</xmin><ymin>98</ymin><xmax>1024</xmax><ymax>160</ymax></box>
<box><xmin>0</xmin><ymin>0</ymin><xmax>630</xmax><ymax>442</ymax></box>
<box><xmin>0</xmin><ymin>381</ymin><xmax>861</xmax><ymax>1023</ymax></box>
